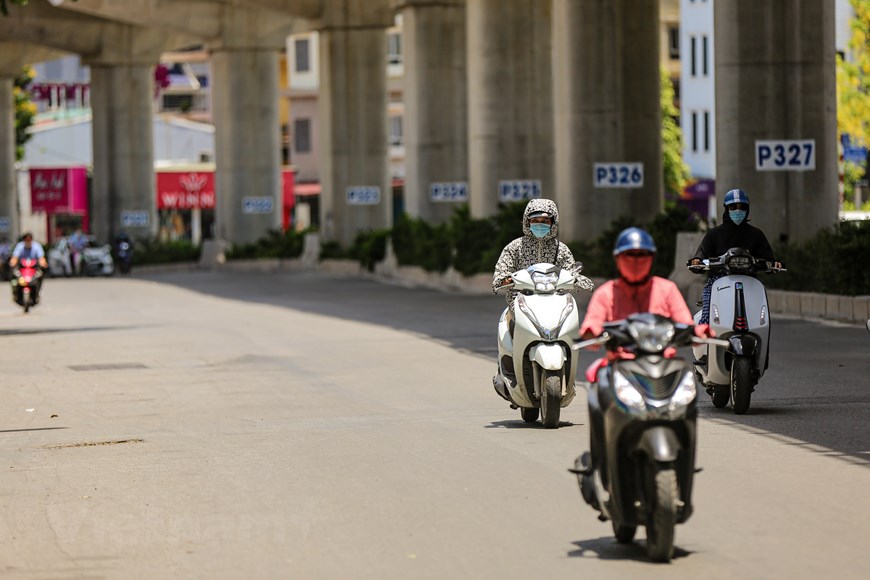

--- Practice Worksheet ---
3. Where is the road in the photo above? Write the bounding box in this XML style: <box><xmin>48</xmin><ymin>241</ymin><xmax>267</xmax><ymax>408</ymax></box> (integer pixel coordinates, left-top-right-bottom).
<box><xmin>0</xmin><ymin>270</ymin><xmax>868</xmax><ymax>579</ymax></box>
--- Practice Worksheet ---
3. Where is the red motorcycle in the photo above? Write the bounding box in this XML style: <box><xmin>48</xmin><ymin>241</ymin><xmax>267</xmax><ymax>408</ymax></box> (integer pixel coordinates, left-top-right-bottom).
<box><xmin>11</xmin><ymin>258</ymin><xmax>43</xmax><ymax>313</ymax></box>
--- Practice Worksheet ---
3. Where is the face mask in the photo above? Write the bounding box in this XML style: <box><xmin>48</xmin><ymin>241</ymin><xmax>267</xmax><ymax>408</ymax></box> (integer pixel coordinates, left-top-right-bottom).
<box><xmin>616</xmin><ymin>255</ymin><xmax>654</xmax><ymax>284</ymax></box>
<box><xmin>729</xmin><ymin>210</ymin><xmax>747</xmax><ymax>225</ymax></box>
<box><xmin>530</xmin><ymin>224</ymin><xmax>551</xmax><ymax>238</ymax></box>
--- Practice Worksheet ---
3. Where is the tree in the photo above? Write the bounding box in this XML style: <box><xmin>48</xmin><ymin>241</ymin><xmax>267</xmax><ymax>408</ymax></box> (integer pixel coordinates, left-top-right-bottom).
<box><xmin>0</xmin><ymin>0</ymin><xmax>27</xmax><ymax>16</ymax></box>
<box><xmin>14</xmin><ymin>66</ymin><xmax>37</xmax><ymax>162</ymax></box>
<box><xmin>836</xmin><ymin>0</ymin><xmax>870</xmax><ymax>208</ymax></box>
<box><xmin>661</xmin><ymin>69</ymin><xmax>691</xmax><ymax>199</ymax></box>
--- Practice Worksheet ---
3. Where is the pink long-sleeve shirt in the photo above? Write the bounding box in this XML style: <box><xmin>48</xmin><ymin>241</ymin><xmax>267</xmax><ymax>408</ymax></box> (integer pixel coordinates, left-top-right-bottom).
<box><xmin>580</xmin><ymin>276</ymin><xmax>693</xmax><ymax>337</ymax></box>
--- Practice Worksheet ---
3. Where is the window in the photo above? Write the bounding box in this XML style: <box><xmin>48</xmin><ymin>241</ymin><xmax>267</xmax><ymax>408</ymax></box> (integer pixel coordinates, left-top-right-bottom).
<box><xmin>388</xmin><ymin>32</ymin><xmax>402</xmax><ymax>65</ymax></box>
<box><xmin>668</xmin><ymin>26</ymin><xmax>680</xmax><ymax>59</ymax></box>
<box><xmin>703</xmin><ymin>111</ymin><xmax>710</xmax><ymax>152</ymax></box>
<box><xmin>389</xmin><ymin>115</ymin><xmax>403</xmax><ymax>146</ymax></box>
<box><xmin>690</xmin><ymin>36</ymin><xmax>696</xmax><ymax>77</ymax></box>
<box><xmin>294</xmin><ymin>118</ymin><xmax>311</xmax><ymax>153</ymax></box>
<box><xmin>702</xmin><ymin>35</ymin><xmax>709</xmax><ymax>76</ymax></box>
<box><xmin>295</xmin><ymin>38</ymin><xmax>310</xmax><ymax>73</ymax></box>
<box><xmin>691</xmin><ymin>111</ymin><xmax>698</xmax><ymax>153</ymax></box>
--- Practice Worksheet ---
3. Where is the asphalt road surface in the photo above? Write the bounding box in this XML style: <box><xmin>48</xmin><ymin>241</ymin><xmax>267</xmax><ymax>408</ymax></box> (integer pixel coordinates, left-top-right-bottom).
<box><xmin>0</xmin><ymin>270</ymin><xmax>867</xmax><ymax>579</ymax></box>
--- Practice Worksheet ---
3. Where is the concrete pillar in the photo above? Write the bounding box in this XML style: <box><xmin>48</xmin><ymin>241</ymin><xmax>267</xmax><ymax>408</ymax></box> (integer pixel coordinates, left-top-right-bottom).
<box><xmin>553</xmin><ymin>0</ymin><xmax>662</xmax><ymax>242</ymax></box>
<box><xmin>211</xmin><ymin>49</ymin><xmax>283</xmax><ymax>244</ymax></box>
<box><xmin>319</xmin><ymin>0</ymin><xmax>393</xmax><ymax>246</ymax></box>
<box><xmin>467</xmin><ymin>0</ymin><xmax>554</xmax><ymax>218</ymax></box>
<box><xmin>0</xmin><ymin>76</ymin><xmax>17</xmax><ymax>240</ymax></box>
<box><xmin>715</xmin><ymin>0</ymin><xmax>837</xmax><ymax>243</ymax></box>
<box><xmin>88</xmin><ymin>63</ymin><xmax>157</xmax><ymax>242</ymax></box>
<box><xmin>399</xmin><ymin>0</ymin><xmax>467</xmax><ymax>224</ymax></box>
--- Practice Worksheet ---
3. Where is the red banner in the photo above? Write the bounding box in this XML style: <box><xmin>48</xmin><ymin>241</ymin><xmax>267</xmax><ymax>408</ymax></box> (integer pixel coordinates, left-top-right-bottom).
<box><xmin>30</xmin><ymin>167</ymin><xmax>88</xmax><ymax>213</ymax></box>
<box><xmin>156</xmin><ymin>171</ymin><xmax>216</xmax><ymax>209</ymax></box>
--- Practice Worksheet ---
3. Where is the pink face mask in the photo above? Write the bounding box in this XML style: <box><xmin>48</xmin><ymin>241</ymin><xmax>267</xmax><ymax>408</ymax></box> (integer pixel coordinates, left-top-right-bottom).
<box><xmin>616</xmin><ymin>255</ymin><xmax>654</xmax><ymax>283</ymax></box>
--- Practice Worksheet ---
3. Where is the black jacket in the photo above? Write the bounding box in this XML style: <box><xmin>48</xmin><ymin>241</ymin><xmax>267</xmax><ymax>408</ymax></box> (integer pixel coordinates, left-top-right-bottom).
<box><xmin>693</xmin><ymin>210</ymin><xmax>775</xmax><ymax>262</ymax></box>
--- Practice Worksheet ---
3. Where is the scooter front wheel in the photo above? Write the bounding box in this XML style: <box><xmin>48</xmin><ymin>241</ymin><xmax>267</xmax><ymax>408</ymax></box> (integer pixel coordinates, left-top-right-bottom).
<box><xmin>645</xmin><ymin>468</ymin><xmax>678</xmax><ymax>562</ymax></box>
<box><xmin>540</xmin><ymin>371</ymin><xmax>562</xmax><ymax>429</ymax></box>
<box><xmin>711</xmin><ymin>387</ymin><xmax>730</xmax><ymax>408</ymax></box>
<box><xmin>731</xmin><ymin>357</ymin><xmax>754</xmax><ymax>415</ymax></box>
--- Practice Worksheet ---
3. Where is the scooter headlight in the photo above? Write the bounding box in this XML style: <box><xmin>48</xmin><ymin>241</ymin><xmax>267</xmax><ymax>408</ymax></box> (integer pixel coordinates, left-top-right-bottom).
<box><xmin>531</xmin><ymin>271</ymin><xmax>558</xmax><ymax>293</ymax></box>
<box><xmin>668</xmin><ymin>372</ymin><xmax>697</xmax><ymax>411</ymax></box>
<box><xmin>516</xmin><ymin>295</ymin><xmax>573</xmax><ymax>340</ymax></box>
<box><xmin>614</xmin><ymin>370</ymin><xmax>646</xmax><ymax>411</ymax></box>
<box><xmin>18</xmin><ymin>277</ymin><xmax>27</xmax><ymax>286</ymax></box>
<box><xmin>627</xmin><ymin>317</ymin><xmax>675</xmax><ymax>353</ymax></box>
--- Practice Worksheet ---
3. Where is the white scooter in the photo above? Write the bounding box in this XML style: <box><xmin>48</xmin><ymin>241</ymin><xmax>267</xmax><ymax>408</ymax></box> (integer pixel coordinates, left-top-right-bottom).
<box><xmin>493</xmin><ymin>262</ymin><xmax>594</xmax><ymax>428</ymax></box>
<box><xmin>688</xmin><ymin>248</ymin><xmax>785</xmax><ymax>414</ymax></box>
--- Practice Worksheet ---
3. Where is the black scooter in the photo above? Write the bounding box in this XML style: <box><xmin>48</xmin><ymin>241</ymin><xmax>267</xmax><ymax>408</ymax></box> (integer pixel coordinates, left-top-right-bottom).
<box><xmin>571</xmin><ymin>313</ymin><xmax>727</xmax><ymax>562</ymax></box>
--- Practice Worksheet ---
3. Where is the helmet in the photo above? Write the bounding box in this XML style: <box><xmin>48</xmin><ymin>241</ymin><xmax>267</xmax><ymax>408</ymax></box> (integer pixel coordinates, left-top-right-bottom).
<box><xmin>723</xmin><ymin>189</ymin><xmax>750</xmax><ymax>207</ymax></box>
<box><xmin>613</xmin><ymin>227</ymin><xmax>657</xmax><ymax>256</ymax></box>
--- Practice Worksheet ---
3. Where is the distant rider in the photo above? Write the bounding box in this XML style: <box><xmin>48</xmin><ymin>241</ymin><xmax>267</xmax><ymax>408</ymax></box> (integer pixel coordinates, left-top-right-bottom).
<box><xmin>9</xmin><ymin>232</ymin><xmax>48</xmax><ymax>302</ymax></box>
<box><xmin>492</xmin><ymin>198</ymin><xmax>590</xmax><ymax>335</ymax></box>
<box><xmin>688</xmin><ymin>189</ymin><xmax>779</xmax><ymax>324</ymax></box>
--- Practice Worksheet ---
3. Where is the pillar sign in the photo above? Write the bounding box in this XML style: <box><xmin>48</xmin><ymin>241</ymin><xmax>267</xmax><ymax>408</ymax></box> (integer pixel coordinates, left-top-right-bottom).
<box><xmin>430</xmin><ymin>182</ymin><xmax>469</xmax><ymax>202</ymax></box>
<box><xmin>242</xmin><ymin>197</ymin><xmax>275</xmax><ymax>214</ymax></box>
<box><xmin>346</xmin><ymin>187</ymin><xmax>381</xmax><ymax>205</ymax></box>
<box><xmin>755</xmin><ymin>140</ymin><xmax>816</xmax><ymax>171</ymax></box>
<box><xmin>121</xmin><ymin>211</ymin><xmax>150</xmax><ymax>227</ymax></box>
<box><xmin>499</xmin><ymin>180</ymin><xmax>542</xmax><ymax>202</ymax></box>
<box><xmin>0</xmin><ymin>217</ymin><xmax>9</xmax><ymax>233</ymax></box>
<box><xmin>593</xmin><ymin>163</ymin><xmax>644</xmax><ymax>188</ymax></box>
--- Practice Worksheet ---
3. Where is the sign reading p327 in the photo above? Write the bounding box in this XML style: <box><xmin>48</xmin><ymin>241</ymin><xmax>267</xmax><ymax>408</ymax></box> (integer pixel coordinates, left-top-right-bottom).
<box><xmin>756</xmin><ymin>140</ymin><xmax>815</xmax><ymax>171</ymax></box>
<box><xmin>499</xmin><ymin>180</ymin><xmax>542</xmax><ymax>202</ymax></box>
<box><xmin>594</xmin><ymin>163</ymin><xmax>644</xmax><ymax>188</ymax></box>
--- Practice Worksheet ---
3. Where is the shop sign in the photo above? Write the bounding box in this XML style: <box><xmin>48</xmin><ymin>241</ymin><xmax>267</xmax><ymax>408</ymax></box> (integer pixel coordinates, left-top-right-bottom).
<box><xmin>157</xmin><ymin>172</ymin><xmax>216</xmax><ymax>209</ymax></box>
<box><xmin>30</xmin><ymin>167</ymin><xmax>88</xmax><ymax>213</ymax></box>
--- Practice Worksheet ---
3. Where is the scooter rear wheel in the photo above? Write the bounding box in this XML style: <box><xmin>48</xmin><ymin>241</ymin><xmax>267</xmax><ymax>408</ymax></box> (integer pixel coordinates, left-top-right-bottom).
<box><xmin>612</xmin><ymin>521</ymin><xmax>637</xmax><ymax>543</ymax></box>
<box><xmin>520</xmin><ymin>407</ymin><xmax>539</xmax><ymax>423</ymax></box>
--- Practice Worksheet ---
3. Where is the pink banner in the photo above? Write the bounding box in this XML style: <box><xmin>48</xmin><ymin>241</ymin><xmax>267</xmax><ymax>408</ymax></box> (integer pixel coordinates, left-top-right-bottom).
<box><xmin>30</xmin><ymin>167</ymin><xmax>88</xmax><ymax>213</ymax></box>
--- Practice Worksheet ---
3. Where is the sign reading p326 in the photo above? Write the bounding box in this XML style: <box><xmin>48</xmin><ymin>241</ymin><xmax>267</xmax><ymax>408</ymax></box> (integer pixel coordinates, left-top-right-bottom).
<box><xmin>594</xmin><ymin>163</ymin><xmax>644</xmax><ymax>188</ymax></box>
<box><xmin>756</xmin><ymin>140</ymin><xmax>815</xmax><ymax>171</ymax></box>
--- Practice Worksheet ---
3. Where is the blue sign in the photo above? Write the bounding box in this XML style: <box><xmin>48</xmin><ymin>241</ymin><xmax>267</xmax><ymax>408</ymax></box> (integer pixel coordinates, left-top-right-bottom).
<box><xmin>430</xmin><ymin>182</ymin><xmax>469</xmax><ymax>202</ymax></box>
<box><xmin>242</xmin><ymin>197</ymin><xmax>275</xmax><ymax>214</ymax></box>
<box><xmin>755</xmin><ymin>140</ymin><xmax>815</xmax><ymax>171</ymax></box>
<box><xmin>0</xmin><ymin>216</ymin><xmax>9</xmax><ymax>233</ymax></box>
<box><xmin>346</xmin><ymin>187</ymin><xmax>381</xmax><ymax>205</ymax></box>
<box><xmin>594</xmin><ymin>163</ymin><xmax>644</xmax><ymax>188</ymax></box>
<box><xmin>841</xmin><ymin>134</ymin><xmax>867</xmax><ymax>165</ymax></box>
<box><xmin>498</xmin><ymin>180</ymin><xmax>541</xmax><ymax>202</ymax></box>
<box><xmin>120</xmin><ymin>211</ymin><xmax>149</xmax><ymax>227</ymax></box>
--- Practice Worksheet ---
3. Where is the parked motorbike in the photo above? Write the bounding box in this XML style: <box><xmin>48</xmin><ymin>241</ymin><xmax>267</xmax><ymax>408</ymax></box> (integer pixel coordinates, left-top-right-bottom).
<box><xmin>687</xmin><ymin>248</ymin><xmax>785</xmax><ymax>414</ymax></box>
<box><xmin>116</xmin><ymin>240</ymin><xmax>133</xmax><ymax>275</ymax></box>
<box><xmin>492</xmin><ymin>262</ymin><xmax>594</xmax><ymax>428</ymax></box>
<box><xmin>11</xmin><ymin>258</ymin><xmax>43</xmax><ymax>313</ymax></box>
<box><xmin>571</xmin><ymin>313</ymin><xmax>727</xmax><ymax>562</ymax></box>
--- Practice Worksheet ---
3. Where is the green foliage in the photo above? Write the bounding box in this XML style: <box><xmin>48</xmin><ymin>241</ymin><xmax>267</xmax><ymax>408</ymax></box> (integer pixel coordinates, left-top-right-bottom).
<box><xmin>0</xmin><ymin>0</ymin><xmax>28</xmax><ymax>16</ymax></box>
<box><xmin>319</xmin><ymin>240</ymin><xmax>347</xmax><ymax>260</ymax></box>
<box><xmin>132</xmin><ymin>239</ymin><xmax>201</xmax><ymax>265</ymax></box>
<box><xmin>567</xmin><ymin>205</ymin><xmax>701</xmax><ymax>278</ymax></box>
<box><xmin>14</xmin><ymin>66</ymin><xmax>36</xmax><ymax>162</ymax></box>
<box><xmin>347</xmin><ymin>229</ymin><xmax>390</xmax><ymax>272</ymax></box>
<box><xmin>225</xmin><ymin>229</ymin><xmax>306</xmax><ymax>260</ymax></box>
<box><xmin>391</xmin><ymin>214</ymin><xmax>452</xmax><ymax>272</ymax></box>
<box><xmin>661</xmin><ymin>70</ymin><xmax>692</xmax><ymax>197</ymax></box>
<box><xmin>766</xmin><ymin>220</ymin><xmax>870</xmax><ymax>295</ymax></box>
<box><xmin>837</xmin><ymin>0</ymin><xmax>870</xmax><ymax>146</ymax></box>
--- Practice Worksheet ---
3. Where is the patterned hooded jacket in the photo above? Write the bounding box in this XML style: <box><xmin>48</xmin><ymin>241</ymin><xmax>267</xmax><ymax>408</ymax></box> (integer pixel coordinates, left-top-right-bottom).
<box><xmin>492</xmin><ymin>198</ymin><xmax>577</xmax><ymax>307</ymax></box>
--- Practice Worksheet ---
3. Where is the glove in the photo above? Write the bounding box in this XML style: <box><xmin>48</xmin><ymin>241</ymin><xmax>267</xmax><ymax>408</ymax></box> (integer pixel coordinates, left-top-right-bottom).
<box><xmin>693</xmin><ymin>324</ymin><xmax>714</xmax><ymax>338</ymax></box>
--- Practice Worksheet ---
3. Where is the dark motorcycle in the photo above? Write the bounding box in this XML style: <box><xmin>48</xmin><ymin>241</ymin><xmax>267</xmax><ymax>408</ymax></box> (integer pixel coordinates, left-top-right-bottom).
<box><xmin>571</xmin><ymin>313</ymin><xmax>727</xmax><ymax>562</ymax></box>
<box><xmin>116</xmin><ymin>240</ymin><xmax>133</xmax><ymax>275</ymax></box>
<box><xmin>11</xmin><ymin>258</ymin><xmax>43</xmax><ymax>313</ymax></box>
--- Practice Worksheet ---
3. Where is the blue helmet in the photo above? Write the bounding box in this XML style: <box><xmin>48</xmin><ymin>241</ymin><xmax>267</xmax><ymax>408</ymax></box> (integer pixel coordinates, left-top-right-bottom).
<box><xmin>723</xmin><ymin>189</ymin><xmax>750</xmax><ymax>207</ymax></box>
<box><xmin>613</xmin><ymin>227</ymin><xmax>657</xmax><ymax>256</ymax></box>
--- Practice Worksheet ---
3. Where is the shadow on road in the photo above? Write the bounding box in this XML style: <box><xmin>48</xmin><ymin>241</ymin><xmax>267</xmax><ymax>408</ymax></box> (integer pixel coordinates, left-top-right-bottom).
<box><xmin>0</xmin><ymin>325</ymin><xmax>147</xmax><ymax>337</ymax></box>
<box><xmin>0</xmin><ymin>427</ymin><xmax>69</xmax><ymax>434</ymax></box>
<box><xmin>567</xmin><ymin>536</ymin><xmax>691</xmax><ymax>562</ymax></box>
<box><xmin>485</xmin><ymin>419</ymin><xmax>579</xmax><ymax>429</ymax></box>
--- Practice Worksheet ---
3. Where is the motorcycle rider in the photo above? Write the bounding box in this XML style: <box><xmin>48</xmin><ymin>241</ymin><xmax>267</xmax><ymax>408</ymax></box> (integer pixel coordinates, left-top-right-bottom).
<box><xmin>492</xmin><ymin>198</ymin><xmax>579</xmax><ymax>336</ymax></box>
<box><xmin>9</xmin><ymin>233</ymin><xmax>48</xmax><ymax>302</ymax></box>
<box><xmin>577</xmin><ymin>227</ymin><xmax>711</xmax><ymax>477</ymax></box>
<box><xmin>68</xmin><ymin>228</ymin><xmax>87</xmax><ymax>276</ymax></box>
<box><xmin>689</xmin><ymin>189</ymin><xmax>780</xmax><ymax>324</ymax></box>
